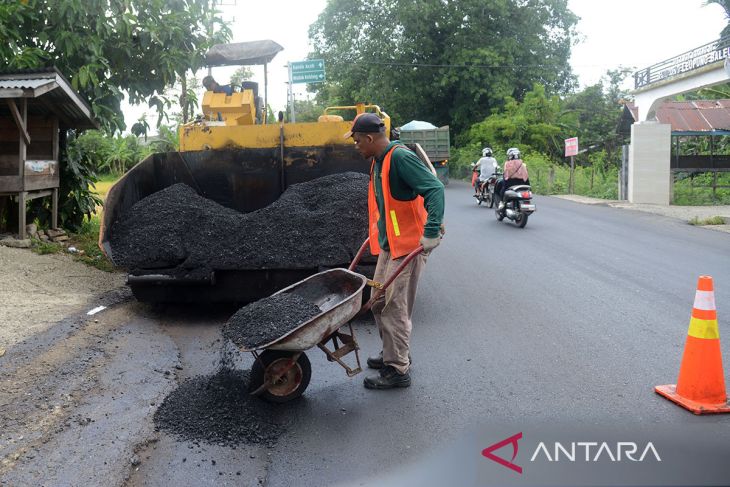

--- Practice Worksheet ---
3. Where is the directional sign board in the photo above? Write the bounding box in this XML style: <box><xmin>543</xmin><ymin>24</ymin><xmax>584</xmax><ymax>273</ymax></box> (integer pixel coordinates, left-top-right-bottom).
<box><xmin>290</xmin><ymin>59</ymin><xmax>325</xmax><ymax>84</ymax></box>
<box><xmin>565</xmin><ymin>137</ymin><xmax>578</xmax><ymax>157</ymax></box>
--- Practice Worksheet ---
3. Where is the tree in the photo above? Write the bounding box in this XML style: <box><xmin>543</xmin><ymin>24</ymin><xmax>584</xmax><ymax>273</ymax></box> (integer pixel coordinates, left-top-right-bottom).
<box><xmin>229</xmin><ymin>66</ymin><xmax>254</xmax><ymax>87</ymax></box>
<box><xmin>0</xmin><ymin>0</ymin><xmax>231</xmax><ymax>133</ymax></box>
<box><xmin>461</xmin><ymin>84</ymin><xmax>572</xmax><ymax>160</ymax></box>
<box><xmin>0</xmin><ymin>1</ymin><xmax>230</xmax><ymax>231</ymax></box>
<box><xmin>563</xmin><ymin>67</ymin><xmax>633</xmax><ymax>166</ymax></box>
<box><xmin>308</xmin><ymin>0</ymin><xmax>578</xmax><ymax>133</ymax></box>
<box><xmin>706</xmin><ymin>0</ymin><xmax>730</xmax><ymax>37</ymax></box>
<box><xmin>286</xmin><ymin>99</ymin><xmax>326</xmax><ymax>122</ymax></box>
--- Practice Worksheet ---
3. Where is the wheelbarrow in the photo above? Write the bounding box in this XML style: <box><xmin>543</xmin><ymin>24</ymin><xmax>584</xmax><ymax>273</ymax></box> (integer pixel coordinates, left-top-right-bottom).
<box><xmin>240</xmin><ymin>238</ymin><xmax>423</xmax><ymax>403</ymax></box>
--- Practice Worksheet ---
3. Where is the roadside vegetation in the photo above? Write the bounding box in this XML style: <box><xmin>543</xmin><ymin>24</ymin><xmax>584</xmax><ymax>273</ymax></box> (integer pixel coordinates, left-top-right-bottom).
<box><xmin>672</xmin><ymin>166</ymin><xmax>730</xmax><ymax>206</ymax></box>
<box><xmin>688</xmin><ymin>215</ymin><xmax>727</xmax><ymax>226</ymax></box>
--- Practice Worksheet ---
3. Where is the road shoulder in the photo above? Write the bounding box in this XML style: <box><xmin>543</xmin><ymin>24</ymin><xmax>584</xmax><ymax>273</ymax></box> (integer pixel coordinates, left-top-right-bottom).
<box><xmin>550</xmin><ymin>194</ymin><xmax>730</xmax><ymax>234</ymax></box>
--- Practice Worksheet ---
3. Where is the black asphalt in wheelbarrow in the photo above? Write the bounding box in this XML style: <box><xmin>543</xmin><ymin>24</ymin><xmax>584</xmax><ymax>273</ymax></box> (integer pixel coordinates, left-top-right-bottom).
<box><xmin>231</xmin><ymin>238</ymin><xmax>423</xmax><ymax>403</ymax></box>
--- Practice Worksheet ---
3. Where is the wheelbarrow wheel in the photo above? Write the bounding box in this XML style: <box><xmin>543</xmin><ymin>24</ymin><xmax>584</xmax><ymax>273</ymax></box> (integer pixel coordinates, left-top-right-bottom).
<box><xmin>249</xmin><ymin>350</ymin><xmax>311</xmax><ymax>403</ymax></box>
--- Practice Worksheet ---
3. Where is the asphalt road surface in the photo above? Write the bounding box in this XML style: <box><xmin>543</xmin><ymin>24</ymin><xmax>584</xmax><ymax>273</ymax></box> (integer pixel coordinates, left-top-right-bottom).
<box><xmin>2</xmin><ymin>180</ymin><xmax>729</xmax><ymax>486</ymax></box>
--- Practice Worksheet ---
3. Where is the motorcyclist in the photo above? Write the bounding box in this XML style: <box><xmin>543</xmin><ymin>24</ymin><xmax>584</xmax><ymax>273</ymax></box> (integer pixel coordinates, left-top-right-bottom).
<box><xmin>473</xmin><ymin>147</ymin><xmax>498</xmax><ymax>196</ymax></box>
<box><xmin>496</xmin><ymin>147</ymin><xmax>530</xmax><ymax>209</ymax></box>
<box><xmin>478</xmin><ymin>148</ymin><xmax>498</xmax><ymax>191</ymax></box>
<box><xmin>471</xmin><ymin>160</ymin><xmax>481</xmax><ymax>195</ymax></box>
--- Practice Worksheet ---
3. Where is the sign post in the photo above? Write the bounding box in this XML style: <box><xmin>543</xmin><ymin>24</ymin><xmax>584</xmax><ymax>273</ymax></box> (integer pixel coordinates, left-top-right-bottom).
<box><xmin>565</xmin><ymin>137</ymin><xmax>578</xmax><ymax>194</ymax></box>
<box><xmin>286</xmin><ymin>64</ymin><xmax>294</xmax><ymax>123</ymax></box>
<box><xmin>287</xmin><ymin>59</ymin><xmax>326</xmax><ymax>123</ymax></box>
<box><xmin>290</xmin><ymin>59</ymin><xmax>326</xmax><ymax>84</ymax></box>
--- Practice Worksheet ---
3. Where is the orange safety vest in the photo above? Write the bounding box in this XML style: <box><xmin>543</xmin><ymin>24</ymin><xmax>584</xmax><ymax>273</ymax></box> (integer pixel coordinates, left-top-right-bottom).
<box><xmin>368</xmin><ymin>145</ymin><xmax>428</xmax><ymax>259</ymax></box>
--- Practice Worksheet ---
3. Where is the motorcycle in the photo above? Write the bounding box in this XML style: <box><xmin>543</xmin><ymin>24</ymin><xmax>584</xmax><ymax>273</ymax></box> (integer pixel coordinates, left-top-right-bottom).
<box><xmin>474</xmin><ymin>162</ymin><xmax>502</xmax><ymax>208</ymax></box>
<box><xmin>495</xmin><ymin>184</ymin><xmax>536</xmax><ymax>228</ymax></box>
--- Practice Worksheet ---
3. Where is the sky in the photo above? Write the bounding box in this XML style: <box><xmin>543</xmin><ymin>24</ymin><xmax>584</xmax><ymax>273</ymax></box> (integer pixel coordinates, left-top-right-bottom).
<box><xmin>122</xmin><ymin>0</ymin><xmax>727</xmax><ymax>131</ymax></box>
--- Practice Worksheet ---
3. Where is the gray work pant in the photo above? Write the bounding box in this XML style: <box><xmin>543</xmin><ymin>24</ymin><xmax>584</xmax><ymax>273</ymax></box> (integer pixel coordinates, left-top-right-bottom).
<box><xmin>371</xmin><ymin>249</ymin><xmax>428</xmax><ymax>374</ymax></box>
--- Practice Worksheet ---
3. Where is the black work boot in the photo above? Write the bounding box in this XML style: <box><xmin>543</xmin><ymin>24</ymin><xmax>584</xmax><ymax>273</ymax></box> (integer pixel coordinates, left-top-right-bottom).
<box><xmin>366</xmin><ymin>351</ymin><xmax>412</xmax><ymax>370</ymax></box>
<box><xmin>363</xmin><ymin>365</ymin><xmax>411</xmax><ymax>389</ymax></box>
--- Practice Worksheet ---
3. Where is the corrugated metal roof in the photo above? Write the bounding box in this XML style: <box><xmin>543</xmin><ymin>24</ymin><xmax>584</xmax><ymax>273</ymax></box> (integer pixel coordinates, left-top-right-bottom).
<box><xmin>0</xmin><ymin>78</ymin><xmax>55</xmax><ymax>90</ymax></box>
<box><xmin>622</xmin><ymin>100</ymin><xmax>730</xmax><ymax>132</ymax></box>
<box><xmin>0</xmin><ymin>69</ymin><xmax>96</xmax><ymax>129</ymax></box>
<box><xmin>656</xmin><ymin>100</ymin><xmax>730</xmax><ymax>131</ymax></box>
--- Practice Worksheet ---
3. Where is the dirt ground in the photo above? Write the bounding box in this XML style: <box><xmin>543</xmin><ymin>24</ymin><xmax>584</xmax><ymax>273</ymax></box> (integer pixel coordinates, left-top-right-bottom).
<box><xmin>0</xmin><ymin>246</ymin><xmax>125</xmax><ymax>350</ymax></box>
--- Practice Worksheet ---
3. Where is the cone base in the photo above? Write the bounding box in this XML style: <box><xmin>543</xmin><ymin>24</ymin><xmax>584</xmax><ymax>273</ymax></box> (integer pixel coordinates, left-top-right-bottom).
<box><xmin>655</xmin><ymin>384</ymin><xmax>730</xmax><ymax>415</ymax></box>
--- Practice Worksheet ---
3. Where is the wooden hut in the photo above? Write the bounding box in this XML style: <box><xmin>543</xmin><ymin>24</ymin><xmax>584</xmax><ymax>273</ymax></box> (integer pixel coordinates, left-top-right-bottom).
<box><xmin>0</xmin><ymin>68</ymin><xmax>97</xmax><ymax>239</ymax></box>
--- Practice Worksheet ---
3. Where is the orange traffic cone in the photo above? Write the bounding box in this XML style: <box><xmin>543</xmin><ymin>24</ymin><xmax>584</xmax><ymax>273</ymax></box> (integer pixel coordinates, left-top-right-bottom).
<box><xmin>655</xmin><ymin>276</ymin><xmax>730</xmax><ymax>414</ymax></box>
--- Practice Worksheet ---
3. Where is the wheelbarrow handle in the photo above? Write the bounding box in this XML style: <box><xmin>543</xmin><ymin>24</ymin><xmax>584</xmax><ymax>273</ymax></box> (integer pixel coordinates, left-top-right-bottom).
<box><xmin>359</xmin><ymin>244</ymin><xmax>424</xmax><ymax>315</ymax></box>
<box><xmin>348</xmin><ymin>237</ymin><xmax>372</xmax><ymax>271</ymax></box>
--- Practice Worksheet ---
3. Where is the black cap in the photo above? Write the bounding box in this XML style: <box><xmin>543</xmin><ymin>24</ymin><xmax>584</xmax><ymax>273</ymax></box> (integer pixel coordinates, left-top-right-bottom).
<box><xmin>344</xmin><ymin>113</ymin><xmax>385</xmax><ymax>138</ymax></box>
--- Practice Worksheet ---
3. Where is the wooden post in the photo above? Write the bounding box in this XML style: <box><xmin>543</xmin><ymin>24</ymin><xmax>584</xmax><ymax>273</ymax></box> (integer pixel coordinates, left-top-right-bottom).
<box><xmin>18</xmin><ymin>100</ymin><xmax>27</xmax><ymax>239</ymax></box>
<box><xmin>18</xmin><ymin>191</ymin><xmax>26</xmax><ymax>239</ymax></box>
<box><xmin>569</xmin><ymin>156</ymin><xmax>575</xmax><ymax>194</ymax></box>
<box><xmin>52</xmin><ymin>118</ymin><xmax>59</xmax><ymax>229</ymax></box>
<box><xmin>52</xmin><ymin>118</ymin><xmax>59</xmax><ymax>161</ymax></box>
<box><xmin>590</xmin><ymin>165</ymin><xmax>594</xmax><ymax>190</ymax></box>
<box><xmin>549</xmin><ymin>166</ymin><xmax>555</xmax><ymax>191</ymax></box>
<box><xmin>52</xmin><ymin>188</ymin><xmax>58</xmax><ymax>229</ymax></box>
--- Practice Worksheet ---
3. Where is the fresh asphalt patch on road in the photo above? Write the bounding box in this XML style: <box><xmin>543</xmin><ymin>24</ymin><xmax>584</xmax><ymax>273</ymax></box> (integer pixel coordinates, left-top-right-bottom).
<box><xmin>153</xmin><ymin>368</ymin><xmax>289</xmax><ymax>447</ymax></box>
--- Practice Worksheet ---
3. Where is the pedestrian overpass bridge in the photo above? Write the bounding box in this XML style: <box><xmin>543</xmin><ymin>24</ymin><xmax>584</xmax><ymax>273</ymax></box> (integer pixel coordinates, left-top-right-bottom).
<box><xmin>628</xmin><ymin>37</ymin><xmax>730</xmax><ymax>204</ymax></box>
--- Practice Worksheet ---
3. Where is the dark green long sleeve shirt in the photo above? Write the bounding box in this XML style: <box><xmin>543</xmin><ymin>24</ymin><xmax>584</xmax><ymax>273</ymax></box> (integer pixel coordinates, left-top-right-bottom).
<box><xmin>372</xmin><ymin>141</ymin><xmax>445</xmax><ymax>251</ymax></box>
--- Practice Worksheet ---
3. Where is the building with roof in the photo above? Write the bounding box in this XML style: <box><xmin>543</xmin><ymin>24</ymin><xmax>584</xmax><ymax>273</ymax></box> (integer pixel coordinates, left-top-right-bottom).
<box><xmin>627</xmin><ymin>35</ymin><xmax>730</xmax><ymax>204</ymax></box>
<box><xmin>0</xmin><ymin>67</ymin><xmax>97</xmax><ymax>239</ymax></box>
<box><xmin>620</xmin><ymin>99</ymin><xmax>730</xmax><ymax>170</ymax></box>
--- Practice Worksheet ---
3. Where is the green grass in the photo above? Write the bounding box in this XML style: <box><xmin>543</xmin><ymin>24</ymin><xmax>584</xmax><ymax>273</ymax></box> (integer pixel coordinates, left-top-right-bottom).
<box><xmin>30</xmin><ymin>215</ymin><xmax>117</xmax><ymax>272</ymax></box>
<box><xmin>688</xmin><ymin>216</ymin><xmax>726</xmax><ymax>226</ymax></box>
<box><xmin>31</xmin><ymin>239</ymin><xmax>64</xmax><ymax>255</ymax></box>
<box><xmin>92</xmin><ymin>173</ymin><xmax>120</xmax><ymax>200</ymax></box>
<box><xmin>68</xmin><ymin>216</ymin><xmax>117</xmax><ymax>272</ymax></box>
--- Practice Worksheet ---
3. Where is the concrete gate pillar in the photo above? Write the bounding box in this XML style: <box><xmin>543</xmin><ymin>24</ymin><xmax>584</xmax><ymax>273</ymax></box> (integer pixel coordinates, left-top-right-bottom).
<box><xmin>628</xmin><ymin>122</ymin><xmax>671</xmax><ymax>204</ymax></box>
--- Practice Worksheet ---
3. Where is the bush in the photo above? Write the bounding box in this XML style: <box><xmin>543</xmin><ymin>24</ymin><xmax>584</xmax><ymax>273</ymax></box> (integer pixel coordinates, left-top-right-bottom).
<box><xmin>450</xmin><ymin>145</ymin><xmax>619</xmax><ymax>200</ymax></box>
<box><xmin>75</xmin><ymin>130</ymin><xmax>156</xmax><ymax>176</ymax></box>
<box><xmin>689</xmin><ymin>216</ymin><xmax>726</xmax><ymax>225</ymax></box>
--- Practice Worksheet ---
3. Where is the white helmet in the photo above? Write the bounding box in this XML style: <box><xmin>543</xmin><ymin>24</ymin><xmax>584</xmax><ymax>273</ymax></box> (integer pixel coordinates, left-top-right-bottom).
<box><xmin>507</xmin><ymin>147</ymin><xmax>520</xmax><ymax>160</ymax></box>
<box><xmin>482</xmin><ymin>147</ymin><xmax>492</xmax><ymax>157</ymax></box>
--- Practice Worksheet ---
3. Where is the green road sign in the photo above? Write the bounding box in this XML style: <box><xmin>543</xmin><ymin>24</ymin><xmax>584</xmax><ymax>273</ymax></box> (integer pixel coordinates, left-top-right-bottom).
<box><xmin>290</xmin><ymin>59</ymin><xmax>325</xmax><ymax>84</ymax></box>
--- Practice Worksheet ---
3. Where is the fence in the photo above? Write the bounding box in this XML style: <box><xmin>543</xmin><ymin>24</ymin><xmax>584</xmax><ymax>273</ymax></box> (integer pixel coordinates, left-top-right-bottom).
<box><xmin>671</xmin><ymin>168</ymin><xmax>730</xmax><ymax>205</ymax></box>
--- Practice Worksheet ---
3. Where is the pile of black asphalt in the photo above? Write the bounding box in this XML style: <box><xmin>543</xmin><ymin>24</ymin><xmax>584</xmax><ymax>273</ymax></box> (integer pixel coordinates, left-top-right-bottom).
<box><xmin>153</xmin><ymin>369</ymin><xmax>286</xmax><ymax>447</ymax></box>
<box><xmin>223</xmin><ymin>292</ymin><xmax>322</xmax><ymax>350</ymax></box>
<box><xmin>109</xmin><ymin>172</ymin><xmax>370</xmax><ymax>275</ymax></box>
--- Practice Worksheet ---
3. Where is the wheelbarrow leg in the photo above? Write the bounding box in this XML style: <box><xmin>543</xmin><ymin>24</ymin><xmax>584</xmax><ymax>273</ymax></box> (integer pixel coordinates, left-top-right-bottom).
<box><xmin>317</xmin><ymin>322</ymin><xmax>362</xmax><ymax>377</ymax></box>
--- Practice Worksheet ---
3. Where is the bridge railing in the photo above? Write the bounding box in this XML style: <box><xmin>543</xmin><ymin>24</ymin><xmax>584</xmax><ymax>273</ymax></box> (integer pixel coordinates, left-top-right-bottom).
<box><xmin>634</xmin><ymin>36</ymin><xmax>730</xmax><ymax>89</ymax></box>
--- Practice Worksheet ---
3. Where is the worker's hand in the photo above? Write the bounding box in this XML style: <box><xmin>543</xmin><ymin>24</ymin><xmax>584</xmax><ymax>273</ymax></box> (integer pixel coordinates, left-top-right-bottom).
<box><xmin>439</xmin><ymin>223</ymin><xmax>446</xmax><ymax>237</ymax></box>
<box><xmin>419</xmin><ymin>235</ymin><xmax>441</xmax><ymax>255</ymax></box>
